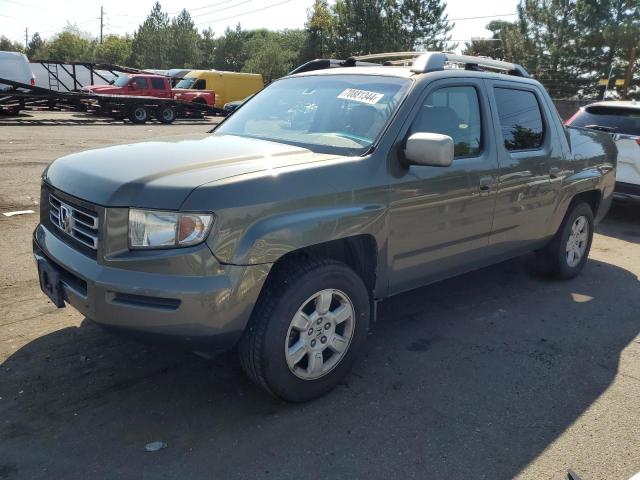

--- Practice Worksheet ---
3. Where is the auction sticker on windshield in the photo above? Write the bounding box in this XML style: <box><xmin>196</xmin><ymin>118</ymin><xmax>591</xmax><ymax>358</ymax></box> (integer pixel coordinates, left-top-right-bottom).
<box><xmin>337</xmin><ymin>88</ymin><xmax>384</xmax><ymax>105</ymax></box>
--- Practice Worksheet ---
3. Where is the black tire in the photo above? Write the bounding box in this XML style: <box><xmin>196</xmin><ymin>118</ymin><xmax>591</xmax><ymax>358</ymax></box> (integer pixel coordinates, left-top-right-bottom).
<box><xmin>192</xmin><ymin>99</ymin><xmax>207</xmax><ymax>118</ymax></box>
<box><xmin>534</xmin><ymin>202</ymin><xmax>594</xmax><ymax>279</ymax></box>
<box><xmin>239</xmin><ymin>257</ymin><xmax>370</xmax><ymax>402</ymax></box>
<box><xmin>156</xmin><ymin>106</ymin><xmax>176</xmax><ymax>124</ymax></box>
<box><xmin>128</xmin><ymin>105</ymin><xmax>148</xmax><ymax>124</ymax></box>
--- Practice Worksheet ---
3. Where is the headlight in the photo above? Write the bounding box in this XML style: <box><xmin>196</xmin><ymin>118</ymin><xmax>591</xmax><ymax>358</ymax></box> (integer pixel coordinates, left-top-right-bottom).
<box><xmin>129</xmin><ymin>209</ymin><xmax>214</xmax><ymax>249</ymax></box>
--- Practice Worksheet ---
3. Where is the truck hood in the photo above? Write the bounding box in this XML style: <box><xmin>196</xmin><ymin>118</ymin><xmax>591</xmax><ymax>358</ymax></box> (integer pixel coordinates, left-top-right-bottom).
<box><xmin>83</xmin><ymin>85</ymin><xmax>122</xmax><ymax>94</ymax></box>
<box><xmin>44</xmin><ymin>135</ymin><xmax>342</xmax><ymax>208</ymax></box>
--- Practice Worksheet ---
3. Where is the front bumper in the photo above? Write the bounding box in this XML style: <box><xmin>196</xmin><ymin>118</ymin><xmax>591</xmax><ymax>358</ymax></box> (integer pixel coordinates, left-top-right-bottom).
<box><xmin>33</xmin><ymin>223</ymin><xmax>270</xmax><ymax>349</ymax></box>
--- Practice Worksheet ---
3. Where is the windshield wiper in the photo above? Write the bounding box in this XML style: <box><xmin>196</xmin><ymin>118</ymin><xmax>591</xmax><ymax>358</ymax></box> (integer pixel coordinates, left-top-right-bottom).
<box><xmin>583</xmin><ymin>124</ymin><xmax>618</xmax><ymax>133</ymax></box>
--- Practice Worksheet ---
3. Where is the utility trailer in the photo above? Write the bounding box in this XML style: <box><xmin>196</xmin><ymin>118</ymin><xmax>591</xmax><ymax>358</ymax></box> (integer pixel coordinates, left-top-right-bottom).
<box><xmin>0</xmin><ymin>77</ymin><xmax>211</xmax><ymax>124</ymax></box>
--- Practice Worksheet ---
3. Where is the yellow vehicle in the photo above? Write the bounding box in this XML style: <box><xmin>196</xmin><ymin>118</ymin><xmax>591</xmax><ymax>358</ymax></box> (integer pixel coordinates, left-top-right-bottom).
<box><xmin>175</xmin><ymin>70</ymin><xmax>263</xmax><ymax>109</ymax></box>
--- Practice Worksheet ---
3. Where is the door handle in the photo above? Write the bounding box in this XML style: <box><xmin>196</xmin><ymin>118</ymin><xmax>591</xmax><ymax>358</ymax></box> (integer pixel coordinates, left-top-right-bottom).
<box><xmin>549</xmin><ymin>167</ymin><xmax>561</xmax><ymax>179</ymax></box>
<box><xmin>479</xmin><ymin>176</ymin><xmax>493</xmax><ymax>195</ymax></box>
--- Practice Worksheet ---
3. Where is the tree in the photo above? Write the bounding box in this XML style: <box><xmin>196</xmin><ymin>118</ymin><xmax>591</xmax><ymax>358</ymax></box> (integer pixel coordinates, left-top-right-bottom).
<box><xmin>129</xmin><ymin>1</ymin><xmax>170</xmax><ymax>68</ymax></box>
<box><xmin>302</xmin><ymin>0</ymin><xmax>335</xmax><ymax>60</ymax></box>
<box><xmin>395</xmin><ymin>0</ymin><xmax>453</xmax><ymax>50</ymax></box>
<box><xmin>243</xmin><ymin>42</ymin><xmax>296</xmax><ymax>82</ymax></box>
<box><xmin>199</xmin><ymin>27</ymin><xmax>216</xmax><ymax>68</ymax></box>
<box><xmin>94</xmin><ymin>35</ymin><xmax>132</xmax><ymax>65</ymax></box>
<box><xmin>574</xmin><ymin>0</ymin><xmax>640</xmax><ymax>97</ymax></box>
<box><xmin>242</xmin><ymin>29</ymin><xmax>302</xmax><ymax>79</ymax></box>
<box><xmin>332</xmin><ymin>0</ymin><xmax>395</xmax><ymax>56</ymax></box>
<box><xmin>0</xmin><ymin>36</ymin><xmax>25</xmax><ymax>53</ymax></box>
<box><xmin>170</xmin><ymin>9</ymin><xmax>202</xmax><ymax>68</ymax></box>
<box><xmin>329</xmin><ymin>0</ymin><xmax>454</xmax><ymax>57</ymax></box>
<box><xmin>26</xmin><ymin>32</ymin><xmax>45</xmax><ymax>59</ymax></box>
<box><xmin>214</xmin><ymin>24</ymin><xmax>247</xmax><ymax>71</ymax></box>
<box><xmin>463</xmin><ymin>20</ymin><xmax>519</xmax><ymax>59</ymax></box>
<box><xmin>43</xmin><ymin>32</ymin><xmax>95</xmax><ymax>62</ymax></box>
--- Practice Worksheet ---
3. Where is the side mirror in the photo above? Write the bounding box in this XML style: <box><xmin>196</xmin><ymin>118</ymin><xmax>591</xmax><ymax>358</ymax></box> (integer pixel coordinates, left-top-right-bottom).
<box><xmin>404</xmin><ymin>132</ymin><xmax>454</xmax><ymax>167</ymax></box>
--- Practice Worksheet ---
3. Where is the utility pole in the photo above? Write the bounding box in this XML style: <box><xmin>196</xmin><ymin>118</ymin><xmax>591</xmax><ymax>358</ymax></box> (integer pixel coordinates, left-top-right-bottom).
<box><xmin>622</xmin><ymin>46</ymin><xmax>637</xmax><ymax>100</ymax></box>
<box><xmin>100</xmin><ymin>6</ymin><xmax>104</xmax><ymax>44</ymax></box>
<box><xmin>25</xmin><ymin>27</ymin><xmax>28</xmax><ymax>49</ymax></box>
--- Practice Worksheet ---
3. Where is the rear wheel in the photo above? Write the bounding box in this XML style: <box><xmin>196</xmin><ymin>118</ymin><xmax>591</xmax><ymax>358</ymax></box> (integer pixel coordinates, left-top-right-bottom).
<box><xmin>128</xmin><ymin>105</ymin><xmax>149</xmax><ymax>124</ymax></box>
<box><xmin>239</xmin><ymin>258</ymin><xmax>370</xmax><ymax>402</ymax></box>
<box><xmin>535</xmin><ymin>202</ymin><xmax>594</xmax><ymax>279</ymax></box>
<box><xmin>156</xmin><ymin>106</ymin><xmax>176</xmax><ymax>124</ymax></box>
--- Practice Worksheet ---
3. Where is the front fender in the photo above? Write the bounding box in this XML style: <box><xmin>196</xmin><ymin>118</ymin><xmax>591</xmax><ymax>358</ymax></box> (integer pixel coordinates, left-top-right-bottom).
<box><xmin>217</xmin><ymin>204</ymin><xmax>387</xmax><ymax>266</ymax></box>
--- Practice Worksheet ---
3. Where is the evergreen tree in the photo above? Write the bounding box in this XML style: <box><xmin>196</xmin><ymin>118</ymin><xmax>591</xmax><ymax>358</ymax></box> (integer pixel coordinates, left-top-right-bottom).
<box><xmin>302</xmin><ymin>0</ymin><xmax>335</xmax><ymax>60</ymax></box>
<box><xmin>26</xmin><ymin>33</ymin><xmax>44</xmax><ymax>59</ymax></box>
<box><xmin>395</xmin><ymin>0</ymin><xmax>453</xmax><ymax>50</ymax></box>
<box><xmin>170</xmin><ymin>9</ymin><xmax>202</xmax><ymax>68</ymax></box>
<box><xmin>199</xmin><ymin>27</ymin><xmax>216</xmax><ymax>68</ymax></box>
<box><xmin>129</xmin><ymin>2</ymin><xmax>170</xmax><ymax>68</ymax></box>
<box><xmin>213</xmin><ymin>24</ymin><xmax>247</xmax><ymax>71</ymax></box>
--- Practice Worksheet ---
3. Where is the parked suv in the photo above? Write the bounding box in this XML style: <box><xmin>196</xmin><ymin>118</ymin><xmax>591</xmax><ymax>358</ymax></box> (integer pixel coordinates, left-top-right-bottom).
<box><xmin>567</xmin><ymin>101</ymin><xmax>640</xmax><ymax>202</ymax></box>
<box><xmin>34</xmin><ymin>53</ymin><xmax>616</xmax><ymax>402</ymax></box>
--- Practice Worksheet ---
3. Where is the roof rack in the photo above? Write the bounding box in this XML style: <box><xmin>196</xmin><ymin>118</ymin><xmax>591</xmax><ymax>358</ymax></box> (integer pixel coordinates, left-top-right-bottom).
<box><xmin>350</xmin><ymin>51</ymin><xmax>529</xmax><ymax>78</ymax></box>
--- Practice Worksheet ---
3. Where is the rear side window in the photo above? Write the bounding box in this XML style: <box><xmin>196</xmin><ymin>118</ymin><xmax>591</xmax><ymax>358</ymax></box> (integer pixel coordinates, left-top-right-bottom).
<box><xmin>150</xmin><ymin>78</ymin><xmax>165</xmax><ymax>89</ymax></box>
<box><xmin>194</xmin><ymin>79</ymin><xmax>206</xmax><ymax>90</ymax></box>
<box><xmin>494</xmin><ymin>88</ymin><xmax>544</xmax><ymax>151</ymax></box>
<box><xmin>568</xmin><ymin>106</ymin><xmax>640</xmax><ymax>136</ymax></box>
<box><xmin>410</xmin><ymin>86</ymin><xmax>482</xmax><ymax>158</ymax></box>
<box><xmin>133</xmin><ymin>77</ymin><xmax>149</xmax><ymax>89</ymax></box>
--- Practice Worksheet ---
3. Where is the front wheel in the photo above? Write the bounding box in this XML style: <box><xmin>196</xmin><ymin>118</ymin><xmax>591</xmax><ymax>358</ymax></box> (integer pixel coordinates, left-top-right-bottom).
<box><xmin>239</xmin><ymin>258</ymin><xmax>370</xmax><ymax>402</ymax></box>
<box><xmin>535</xmin><ymin>202</ymin><xmax>594</xmax><ymax>279</ymax></box>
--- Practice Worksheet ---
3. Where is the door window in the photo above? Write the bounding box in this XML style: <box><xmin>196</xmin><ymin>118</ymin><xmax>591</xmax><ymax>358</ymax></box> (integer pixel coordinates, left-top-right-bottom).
<box><xmin>494</xmin><ymin>88</ymin><xmax>544</xmax><ymax>151</ymax></box>
<box><xmin>133</xmin><ymin>77</ymin><xmax>149</xmax><ymax>89</ymax></box>
<box><xmin>150</xmin><ymin>77</ymin><xmax>165</xmax><ymax>89</ymax></box>
<box><xmin>409</xmin><ymin>86</ymin><xmax>482</xmax><ymax>158</ymax></box>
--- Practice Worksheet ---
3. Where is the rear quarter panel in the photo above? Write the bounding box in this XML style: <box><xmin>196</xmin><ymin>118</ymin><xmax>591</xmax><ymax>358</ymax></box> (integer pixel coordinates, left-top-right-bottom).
<box><xmin>546</xmin><ymin>126</ymin><xmax>617</xmax><ymax>231</ymax></box>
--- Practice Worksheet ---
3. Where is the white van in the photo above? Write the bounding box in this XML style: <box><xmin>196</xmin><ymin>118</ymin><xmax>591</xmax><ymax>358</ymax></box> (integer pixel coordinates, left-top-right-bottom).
<box><xmin>0</xmin><ymin>51</ymin><xmax>35</xmax><ymax>114</ymax></box>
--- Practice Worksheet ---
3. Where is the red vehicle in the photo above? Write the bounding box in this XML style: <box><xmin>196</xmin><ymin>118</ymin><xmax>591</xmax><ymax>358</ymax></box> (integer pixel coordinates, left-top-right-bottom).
<box><xmin>83</xmin><ymin>73</ymin><xmax>216</xmax><ymax>111</ymax></box>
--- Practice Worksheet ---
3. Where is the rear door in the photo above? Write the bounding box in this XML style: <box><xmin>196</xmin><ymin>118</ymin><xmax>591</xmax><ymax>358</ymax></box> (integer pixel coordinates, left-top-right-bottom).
<box><xmin>388</xmin><ymin>78</ymin><xmax>499</xmax><ymax>294</ymax></box>
<box><xmin>484</xmin><ymin>81</ymin><xmax>565</xmax><ymax>253</ymax></box>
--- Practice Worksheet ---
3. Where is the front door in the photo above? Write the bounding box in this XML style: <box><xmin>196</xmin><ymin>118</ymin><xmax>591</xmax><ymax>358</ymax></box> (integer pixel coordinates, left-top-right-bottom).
<box><xmin>388</xmin><ymin>78</ymin><xmax>499</xmax><ymax>295</ymax></box>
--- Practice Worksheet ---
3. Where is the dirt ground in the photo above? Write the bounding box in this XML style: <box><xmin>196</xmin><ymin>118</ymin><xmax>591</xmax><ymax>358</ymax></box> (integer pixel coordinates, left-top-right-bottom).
<box><xmin>1</xmin><ymin>111</ymin><xmax>639</xmax><ymax>480</ymax></box>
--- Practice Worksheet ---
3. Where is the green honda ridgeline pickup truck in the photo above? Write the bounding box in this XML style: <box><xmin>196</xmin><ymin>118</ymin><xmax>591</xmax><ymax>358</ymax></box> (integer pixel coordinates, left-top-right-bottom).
<box><xmin>34</xmin><ymin>53</ymin><xmax>616</xmax><ymax>402</ymax></box>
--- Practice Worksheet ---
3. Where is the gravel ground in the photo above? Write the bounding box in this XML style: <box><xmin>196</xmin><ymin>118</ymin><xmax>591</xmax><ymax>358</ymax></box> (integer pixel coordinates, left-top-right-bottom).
<box><xmin>1</xmin><ymin>111</ymin><xmax>639</xmax><ymax>480</ymax></box>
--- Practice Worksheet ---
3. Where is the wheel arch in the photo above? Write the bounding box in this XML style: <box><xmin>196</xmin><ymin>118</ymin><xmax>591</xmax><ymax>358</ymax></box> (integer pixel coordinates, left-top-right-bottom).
<box><xmin>267</xmin><ymin>235</ymin><xmax>379</xmax><ymax>295</ymax></box>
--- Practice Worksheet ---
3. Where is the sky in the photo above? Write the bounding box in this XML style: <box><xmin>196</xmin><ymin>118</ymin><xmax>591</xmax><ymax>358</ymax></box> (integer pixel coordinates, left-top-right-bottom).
<box><xmin>0</xmin><ymin>0</ymin><xmax>520</xmax><ymax>51</ymax></box>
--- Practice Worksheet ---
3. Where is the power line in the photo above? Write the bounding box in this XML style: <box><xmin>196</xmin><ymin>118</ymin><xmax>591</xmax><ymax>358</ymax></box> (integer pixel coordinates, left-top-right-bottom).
<box><xmin>447</xmin><ymin>13</ymin><xmax>518</xmax><ymax>22</ymax></box>
<box><xmin>168</xmin><ymin>0</ymin><xmax>240</xmax><ymax>15</ymax></box>
<box><xmin>0</xmin><ymin>0</ymin><xmax>39</xmax><ymax>9</ymax></box>
<box><xmin>0</xmin><ymin>12</ymin><xmax>25</xmax><ymax>20</ymax></box>
<box><xmin>194</xmin><ymin>0</ymin><xmax>295</xmax><ymax>26</ymax></box>
<box><xmin>191</xmin><ymin>0</ymin><xmax>254</xmax><ymax>19</ymax></box>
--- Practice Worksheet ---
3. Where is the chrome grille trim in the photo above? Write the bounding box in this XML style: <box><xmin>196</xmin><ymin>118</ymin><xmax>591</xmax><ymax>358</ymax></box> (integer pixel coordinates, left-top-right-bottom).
<box><xmin>49</xmin><ymin>194</ymin><xmax>99</xmax><ymax>250</ymax></box>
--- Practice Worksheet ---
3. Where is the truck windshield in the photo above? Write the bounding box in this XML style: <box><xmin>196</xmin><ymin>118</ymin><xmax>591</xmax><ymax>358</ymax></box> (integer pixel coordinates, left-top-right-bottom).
<box><xmin>214</xmin><ymin>74</ymin><xmax>411</xmax><ymax>156</ymax></box>
<box><xmin>175</xmin><ymin>77</ymin><xmax>196</xmax><ymax>89</ymax></box>
<box><xmin>113</xmin><ymin>75</ymin><xmax>130</xmax><ymax>87</ymax></box>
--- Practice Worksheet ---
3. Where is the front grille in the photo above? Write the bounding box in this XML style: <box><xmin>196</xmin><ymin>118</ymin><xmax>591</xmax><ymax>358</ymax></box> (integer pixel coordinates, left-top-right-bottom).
<box><xmin>49</xmin><ymin>194</ymin><xmax>99</xmax><ymax>250</ymax></box>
